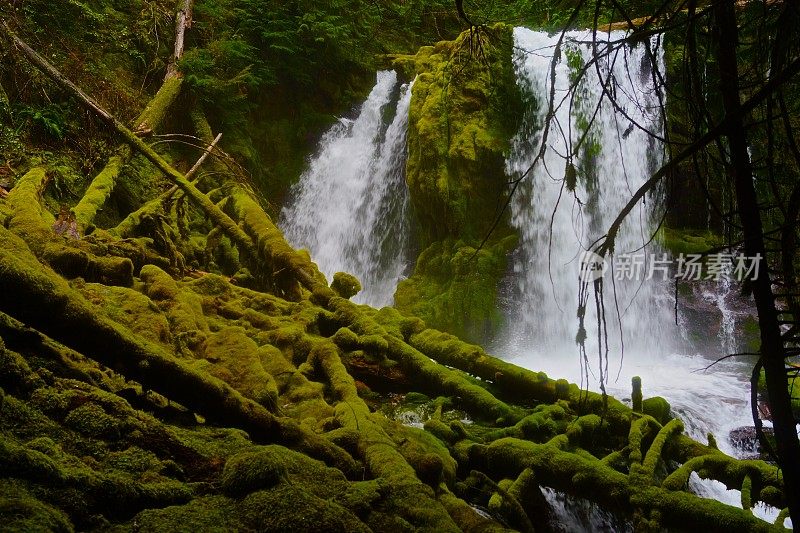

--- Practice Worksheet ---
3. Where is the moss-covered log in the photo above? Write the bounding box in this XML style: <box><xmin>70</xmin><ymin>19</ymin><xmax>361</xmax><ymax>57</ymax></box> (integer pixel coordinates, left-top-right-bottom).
<box><xmin>470</xmin><ymin>437</ymin><xmax>773</xmax><ymax>532</ymax></box>
<box><xmin>0</xmin><ymin>226</ymin><xmax>355</xmax><ymax>475</ymax></box>
<box><xmin>111</xmin><ymin>132</ymin><xmax>222</xmax><ymax>238</ymax></box>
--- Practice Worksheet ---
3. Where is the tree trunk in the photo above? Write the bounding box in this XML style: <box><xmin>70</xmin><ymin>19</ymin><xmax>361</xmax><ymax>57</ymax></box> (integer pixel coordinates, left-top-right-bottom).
<box><xmin>713</xmin><ymin>0</ymin><xmax>800</xmax><ymax>523</ymax></box>
<box><xmin>164</xmin><ymin>0</ymin><xmax>193</xmax><ymax>81</ymax></box>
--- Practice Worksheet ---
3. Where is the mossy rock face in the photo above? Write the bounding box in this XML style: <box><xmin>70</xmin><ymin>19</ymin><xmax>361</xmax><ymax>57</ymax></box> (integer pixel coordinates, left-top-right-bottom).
<box><xmin>657</xmin><ymin>227</ymin><xmax>723</xmax><ymax>256</ymax></box>
<box><xmin>391</xmin><ymin>25</ymin><xmax>522</xmax><ymax>343</ymax></box>
<box><xmin>399</xmin><ymin>24</ymin><xmax>522</xmax><ymax>244</ymax></box>
<box><xmin>394</xmin><ymin>235</ymin><xmax>517</xmax><ymax>342</ymax></box>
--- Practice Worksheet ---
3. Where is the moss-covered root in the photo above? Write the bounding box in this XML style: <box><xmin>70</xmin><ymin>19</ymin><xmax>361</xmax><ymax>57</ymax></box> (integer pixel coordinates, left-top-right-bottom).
<box><xmin>325</xmin><ymin>297</ymin><xmax>522</xmax><ymax>424</ymax></box>
<box><xmin>437</xmin><ymin>484</ymin><xmax>513</xmax><ymax>533</ymax></box>
<box><xmin>661</xmin><ymin>453</ymin><xmax>785</xmax><ymax>509</ymax></box>
<box><xmin>387</xmin><ymin>335</ymin><xmax>522</xmax><ymax>424</ymax></box>
<box><xmin>309</xmin><ymin>340</ymin><xmax>461</xmax><ymax>532</ymax></box>
<box><xmin>407</xmin><ymin>328</ymin><xmax>629</xmax><ymax>429</ymax></box>
<box><xmin>476</xmin><ymin>470</ymin><xmax>534</xmax><ymax>533</ymax></box>
<box><xmin>0</xmin><ymin>226</ymin><xmax>355</xmax><ymax>475</ymax></box>
<box><xmin>228</xmin><ymin>188</ymin><xmax>327</xmax><ymax>298</ymax></box>
<box><xmin>471</xmin><ymin>438</ymin><xmax>775</xmax><ymax>532</ymax></box>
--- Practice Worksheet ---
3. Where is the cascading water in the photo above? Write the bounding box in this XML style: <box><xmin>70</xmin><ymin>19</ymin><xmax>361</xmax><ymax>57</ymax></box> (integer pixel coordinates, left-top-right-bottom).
<box><xmin>500</xmin><ymin>27</ymin><xmax>672</xmax><ymax>360</ymax></box>
<box><xmin>281</xmin><ymin>71</ymin><xmax>414</xmax><ymax>307</ymax></box>
<box><xmin>499</xmin><ymin>28</ymin><xmax>773</xmax><ymax>523</ymax></box>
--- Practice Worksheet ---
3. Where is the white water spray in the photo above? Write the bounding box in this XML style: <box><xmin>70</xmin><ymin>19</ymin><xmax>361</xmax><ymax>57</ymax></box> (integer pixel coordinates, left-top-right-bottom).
<box><xmin>281</xmin><ymin>71</ymin><xmax>414</xmax><ymax>306</ymax></box>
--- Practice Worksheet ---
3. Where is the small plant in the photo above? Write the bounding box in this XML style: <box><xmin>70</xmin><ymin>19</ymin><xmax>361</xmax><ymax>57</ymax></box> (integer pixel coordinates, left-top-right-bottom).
<box><xmin>14</xmin><ymin>103</ymin><xmax>70</xmax><ymax>142</ymax></box>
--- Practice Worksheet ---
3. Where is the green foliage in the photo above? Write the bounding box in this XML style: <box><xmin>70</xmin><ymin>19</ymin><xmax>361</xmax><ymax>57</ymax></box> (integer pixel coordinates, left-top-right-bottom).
<box><xmin>180</xmin><ymin>40</ymin><xmax>262</xmax><ymax>112</ymax></box>
<box><xmin>13</xmin><ymin>103</ymin><xmax>71</xmax><ymax>142</ymax></box>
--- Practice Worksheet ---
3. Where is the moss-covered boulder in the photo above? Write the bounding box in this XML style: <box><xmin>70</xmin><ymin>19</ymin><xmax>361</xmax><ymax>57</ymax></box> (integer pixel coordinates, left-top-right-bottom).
<box><xmin>391</xmin><ymin>25</ymin><xmax>522</xmax><ymax>343</ymax></box>
<box><xmin>395</xmin><ymin>236</ymin><xmax>516</xmax><ymax>341</ymax></box>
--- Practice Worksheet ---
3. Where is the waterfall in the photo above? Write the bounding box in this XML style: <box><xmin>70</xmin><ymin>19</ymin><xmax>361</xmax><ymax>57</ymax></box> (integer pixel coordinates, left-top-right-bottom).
<box><xmin>280</xmin><ymin>71</ymin><xmax>414</xmax><ymax>307</ymax></box>
<box><xmin>499</xmin><ymin>28</ymin><xmax>757</xmax><ymax>470</ymax></box>
<box><xmin>500</xmin><ymin>27</ymin><xmax>673</xmax><ymax>366</ymax></box>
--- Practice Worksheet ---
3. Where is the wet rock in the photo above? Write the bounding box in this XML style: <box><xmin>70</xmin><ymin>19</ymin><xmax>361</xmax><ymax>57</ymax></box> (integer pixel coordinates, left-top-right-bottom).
<box><xmin>729</xmin><ymin>426</ymin><xmax>774</xmax><ymax>459</ymax></box>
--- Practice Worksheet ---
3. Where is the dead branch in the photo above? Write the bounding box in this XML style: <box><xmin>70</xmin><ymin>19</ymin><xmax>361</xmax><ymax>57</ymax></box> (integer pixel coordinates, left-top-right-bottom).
<box><xmin>165</xmin><ymin>0</ymin><xmax>193</xmax><ymax>81</ymax></box>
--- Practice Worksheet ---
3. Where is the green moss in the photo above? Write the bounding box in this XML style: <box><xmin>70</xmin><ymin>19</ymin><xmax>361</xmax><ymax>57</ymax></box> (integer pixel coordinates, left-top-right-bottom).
<box><xmin>0</xmin><ymin>494</ymin><xmax>73</xmax><ymax>533</ymax></box>
<box><xmin>394</xmin><ymin>236</ymin><xmax>517</xmax><ymax>342</ymax></box>
<box><xmin>400</xmin><ymin>25</ymin><xmax>522</xmax><ymax>244</ymax></box>
<box><xmin>139</xmin><ymin>265</ymin><xmax>210</xmax><ymax>340</ymax></box>
<box><xmin>380</xmin><ymin>417</ymin><xmax>457</xmax><ymax>486</ymax></box>
<box><xmin>78</xmin><ymin>283</ymin><xmax>171</xmax><ymax>345</ymax></box>
<box><xmin>238</xmin><ymin>486</ymin><xmax>370</xmax><ymax>532</ymax></box>
<box><xmin>642</xmin><ymin>396</ymin><xmax>672</xmax><ymax>425</ymax></box>
<box><xmin>641</xmin><ymin>419</ymin><xmax>684</xmax><ymax>480</ymax></box>
<box><xmin>331</xmin><ymin>272</ymin><xmax>362</xmax><ymax>299</ymax></box>
<box><xmin>4</xmin><ymin>167</ymin><xmax>54</xmax><ymax>246</ymax></box>
<box><xmin>134</xmin><ymin>76</ymin><xmax>184</xmax><ymax>133</ymax></box>
<box><xmin>64</xmin><ymin>402</ymin><xmax>125</xmax><ymax>440</ymax></box>
<box><xmin>406</xmin><ymin>328</ymin><xmax>631</xmax><ymax>432</ymax></box>
<box><xmin>199</xmin><ymin>327</ymin><xmax>279</xmax><ymax>410</ymax></box>
<box><xmin>390</xmin><ymin>25</ymin><xmax>523</xmax><ymax>343</ymax></box>
<box><xmin>632</xmin><ymin>376</ymin><xmax>643</xmax><ymax>412</ymax></box>
<box><xmin>72</xmin><ymin>151</ymin><xmax>127</xmax><ymax>229</ymax></box>
<box><xmin>657</xmin><ymin>227</ymin><xmax>723</xmax><ymax>256</ymax></box>
<box><xmin>221</xmin><ymin>446</ymin><xmax>291</xmax><ymax>496</ymax></box>
<box><xmin>42</xmin><ymin>243</ymin><xmax>135</xmax><ymax>287</ymax></box>
<box><xmin>128</xmin><ymin>495</ymin><xmax>241</xmax><ymax>532</ymax></box>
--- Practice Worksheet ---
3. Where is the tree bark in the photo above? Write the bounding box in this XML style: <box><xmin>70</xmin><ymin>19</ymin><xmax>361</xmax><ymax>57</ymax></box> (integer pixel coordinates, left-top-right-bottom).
<box><xmin>165</xmin><ymin>0</ymin><xmax>193</xmax><ymax>81</ymax></box>
<box><xmin>713</xmin><ymin>0</ymin><xmax>800</xmax><ymax>524</ymax></box>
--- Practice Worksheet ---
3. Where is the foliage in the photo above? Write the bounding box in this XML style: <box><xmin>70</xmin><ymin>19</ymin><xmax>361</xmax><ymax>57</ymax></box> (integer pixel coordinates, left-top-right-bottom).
<box><xmin>13</xmin><ymin>103</ymin><xmax>71</xmax><ymax>142</ymax></box>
